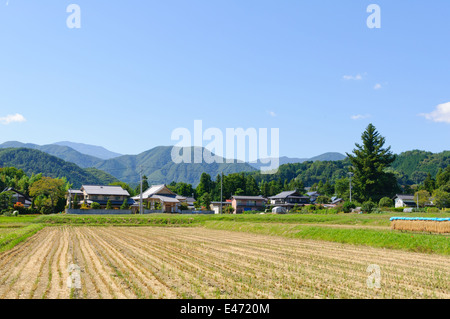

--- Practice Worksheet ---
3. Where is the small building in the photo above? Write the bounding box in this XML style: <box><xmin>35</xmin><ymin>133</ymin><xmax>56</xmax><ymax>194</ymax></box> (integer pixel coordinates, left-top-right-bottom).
<box><xmin>210</xmin><ymin>201</ymin><xmax>232</xmax><ymax>214</ymax></box>
<box><xmin>330</xmin><ymin>197</ymin><xmax>344</xmax><ymax>205</ymax></box>
<box><xmin>1</xmin><ymin>187</ymin><xmax>32</xmax><ymax>208</ymax></box>
<box><xmin>184</xmin><ymin>197</ymin><xmax>196</xmax><ymax>210</ymax></box>
<box><xmin>272</xmin><ymin>206</ymin><xmax>287</xmax><ymax>214</ymax></box>
<box><xmin>231</xmin><ymin>195</ymin><xmax>266</xmax><ymax>214</ymax></box>
<box><xmin>394</xmin><ymin>194</ymin><xmax>416</xmax><ymax>208</ymax></box>
<box><xmin>269</xmin><ymin>190</ymin><xmax>310</xmax><ymax>211</ymax></box>
<box><xmin>306</xmin><ymin>191</ymin><xmax>322</xmax><ymax>203</ymax></box>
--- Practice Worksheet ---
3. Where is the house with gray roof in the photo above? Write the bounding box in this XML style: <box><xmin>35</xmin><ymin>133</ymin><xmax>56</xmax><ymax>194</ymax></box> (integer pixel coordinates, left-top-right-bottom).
<box><xmin>393</xmin><ymin>194</ymin><xmax>417</xmax><ymax>208</ymax></box>
<box><xmin>269</xmin><ymin>190</ymin><xmax>310</xmax><ymax>211</ymax></box>
<box><xmin>67</xmin><ymin>185</ymin><xmax>134</xmax><ymax>209</ymax></box>
<box><xmin>132</xmin><ymin>184</ymin><xmax>187</xmax><ymax>213</ymax></box>
<box><xmin>231</xmin><ymin>195</ymin><xmax>267</xmax><ymax>214</ymax></box>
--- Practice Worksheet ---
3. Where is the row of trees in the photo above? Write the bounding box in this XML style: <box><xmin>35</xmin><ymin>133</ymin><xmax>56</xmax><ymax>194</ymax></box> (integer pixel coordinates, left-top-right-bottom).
<box><xmin>1</xmin><ymin>167</ymin><xmax>70</xmax><ymax>214</ymax></box>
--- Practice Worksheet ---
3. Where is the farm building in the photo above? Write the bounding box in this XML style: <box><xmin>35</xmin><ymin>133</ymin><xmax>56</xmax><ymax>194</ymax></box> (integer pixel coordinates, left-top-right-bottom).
<box><xmin>393</xmin><ymin>194</ymin><xmax>416</xmax><ymax>208</ymax></box>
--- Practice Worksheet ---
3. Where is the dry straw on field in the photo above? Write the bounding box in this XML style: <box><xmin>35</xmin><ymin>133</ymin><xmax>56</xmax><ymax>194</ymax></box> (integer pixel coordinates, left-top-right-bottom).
<box><xmin>391</xmin><ymin>217</ymin><xmax>450</xmax><ymax>234</ymax></box>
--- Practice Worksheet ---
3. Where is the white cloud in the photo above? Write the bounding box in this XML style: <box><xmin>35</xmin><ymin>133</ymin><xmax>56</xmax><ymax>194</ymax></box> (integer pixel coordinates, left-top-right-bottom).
<box><xmin>351</xmin><ymin>114</ymin><xmax>371</xmax><ymax>120</ymax></box>
<box><xmin>268</xmin><ymin>111</ymin><xmax>277</xmax><ymax>117</ymax></box>
<box><xmin>420</xmin><ymin>102</ymin><xmax>450</xmax><ymax>124</ymax></box>
<box><xmin>343</xmin><ymin>74</ymin><xmax>363</xmax><ymax>81</ymax></box>
<box><xmin>374</xmin><ymin>83</ymin><xmax>382</xmax><ymax>90</ymax></box>
<box><xmin>0</xmin><ymin>113</ymin><xmax>26</xmax><ymax>125</ymax></box>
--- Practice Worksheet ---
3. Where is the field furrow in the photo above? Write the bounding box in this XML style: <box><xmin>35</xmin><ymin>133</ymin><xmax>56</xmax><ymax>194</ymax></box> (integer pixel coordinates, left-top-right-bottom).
<box><xmin>0</xmin><ymin>226</ymin><xmax>448</xmax><ymax>299</ymax></box>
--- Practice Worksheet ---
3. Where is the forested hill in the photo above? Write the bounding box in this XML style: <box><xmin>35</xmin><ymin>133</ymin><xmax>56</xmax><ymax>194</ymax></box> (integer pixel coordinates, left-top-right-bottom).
<box><xmin>0</xmin><ymin>148</ymin><xmax>120</xmax><ymax>188</ymax></box>
<box><xmin>250</xmin><ymin>150</ymin><xmax>450</xmax><ymax>187</ymax></box>
<box><xmin>93</xmin><ymin>146</ymin><xmax>257</xmax><ymax>186</ymax></box>
<box><xmin>391</xmin><ymin>150</ymin><xmax>450</xmax><ymax>180</ymax></box>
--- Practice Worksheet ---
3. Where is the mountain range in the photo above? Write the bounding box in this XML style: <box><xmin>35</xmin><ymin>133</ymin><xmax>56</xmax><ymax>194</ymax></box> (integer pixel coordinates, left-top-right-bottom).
<box><xmin>0</xmin><ymin>141</ymin><xmax>347</xmax><ymax>186</ymax></box>
<box><xmin>0</xmin><ymin>141</ymin><xmax>448</xmax><ymax>188</ymax></box>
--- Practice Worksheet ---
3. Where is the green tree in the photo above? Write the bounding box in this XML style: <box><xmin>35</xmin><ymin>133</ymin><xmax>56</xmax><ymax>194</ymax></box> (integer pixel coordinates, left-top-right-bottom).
<box><xmin>334</xmin><ymin>177</ymin><xmax>350</xmax><ymax>200</ymax></box>
<box><xmin>29</xmin><ymin>177</ymin><xmax>65</xmax><ymax>214</ymax></box>
<box><xmin>436</xmin><ymin>167</ymin><xmax>450</xmax><ymax>188</ymax></box>
<box><xmin>200</xmin><ymin>192</ymin><xmax>212</xmax><ymax>210</ymax></box>
<box><xmin>72</xmin><ymin>194</ymin><xmax>80</xmax><ymax>209</ymax></box>
<box><xmin>224</xmin><ymin>205</ymin><xmax>235</xmax><ymax>214</ymax></box>
<box><xmin>316</xmin><ymin>196</ymin><xmax>331</xmax><ymax>204</ymax></box>
<box><xmin>414</xmin><ymin>190</ymin><xmax>431</xmax><ymax>208</ymax></box>
<box><xmin>432</xmin><ymin>189</ymin><xmax>450</xmax><ymax>209</ymax></box>
<box><xmin>91</xmin><ymin>202</ymin><xmax>101</xmax><ymax>209</ymax></box>
<box><xmin>361</xmin><ymin>200</ymin><xmax>377</xmax><ymax>213</ymax></box>
<box><xmin>346</xmin><ymin>124</ymin><xmax>398</xmax><ymax>202</ymax></box>
<box><xmin>379</xmin><ymin>197</ymin><xmax>393</xmax><ymax>208</ymax></box>
<box><xmin>120</xmin><ymin>199</ymin><xmax>129</xmax><ymax>210</ymax></box>
<box><xmin>196</xmin><ymin>173</ymin><xmax>212</xmax><ymax>198</ymax></box>
<box><xmin>0</xmin><ymin>191</ymin><xmax>13</xmax><ymax>210</ymax></box>
<box><xmin>423</xmin><ymin>173</ymin><xmax>436</xmax><ymax>193</ymax></box>
<box><xmin>106</xmin><ymin>200</ymin><xmax>113</xmax><ymax>210</ymax></box>
<box><xmin>245</xmin><ymin>176</ymin><xmax>259</xmax><ymax>196</ymax></box>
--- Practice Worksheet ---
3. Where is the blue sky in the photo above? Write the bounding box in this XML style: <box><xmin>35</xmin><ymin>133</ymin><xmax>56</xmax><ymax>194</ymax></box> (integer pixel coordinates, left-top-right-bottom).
<box><xmin>0</xmin><ymin>0</ymin><xmax>449</xmax><ymax>158</ymax></box>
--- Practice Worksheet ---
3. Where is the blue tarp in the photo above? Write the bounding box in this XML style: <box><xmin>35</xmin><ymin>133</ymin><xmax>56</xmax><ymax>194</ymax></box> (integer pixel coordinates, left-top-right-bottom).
<box><xmin>390</xmin><ymin>217</ymin><xmax>450</xmax><ymax>222</ymax></box>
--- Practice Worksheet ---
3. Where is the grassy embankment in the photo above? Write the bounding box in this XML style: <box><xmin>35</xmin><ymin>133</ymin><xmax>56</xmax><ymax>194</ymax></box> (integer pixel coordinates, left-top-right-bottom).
<box><xmin>0</xmin><ymin>216</ymin><xmax>44</xmax><ymax>252</ymax></box>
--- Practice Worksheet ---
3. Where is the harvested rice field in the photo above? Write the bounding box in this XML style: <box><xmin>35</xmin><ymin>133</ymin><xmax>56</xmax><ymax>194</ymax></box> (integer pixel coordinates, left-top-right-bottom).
<box><xmin>0</xmin><ymin>226</ymin><xmax>448</xmax><ymax>299</ymax></box>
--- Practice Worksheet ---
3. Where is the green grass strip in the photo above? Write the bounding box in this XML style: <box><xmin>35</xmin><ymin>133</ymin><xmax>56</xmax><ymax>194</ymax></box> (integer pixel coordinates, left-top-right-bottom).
<box><xmin>0</xmin><ymin>223</ymin><xmax>45</xmax><ymax>253</ymax></box>
<box><xmin>204</xmin><ymin>221</ymin><xmax>450</xmax><ymax>255</ymax></box>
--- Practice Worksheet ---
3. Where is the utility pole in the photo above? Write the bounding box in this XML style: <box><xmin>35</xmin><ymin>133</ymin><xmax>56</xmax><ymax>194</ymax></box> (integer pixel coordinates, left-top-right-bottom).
<box><xmin>416</xmin><ymin>192</ymin><xmax>419</xmax><ymax>210</ymax></box>
<box><xmin>139</xmin><ymin>167</ymin><xmax>143</xmax><ymax>215</ymax></box>
<box><xmin>348</xmin><ymin>172</ymin><xmax>354</xmax><ymax>202</ymax></box>
<box><xmin>220</xmin><ymin>172</ymin><xmax>223</xmax><ymax>214</ymax></box>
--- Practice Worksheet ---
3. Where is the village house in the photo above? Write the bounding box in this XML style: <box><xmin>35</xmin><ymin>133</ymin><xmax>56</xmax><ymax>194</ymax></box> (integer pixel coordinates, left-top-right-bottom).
<box><xmin>231</xmin><ymin>195</ymin><xmax>266</xmax><ymax>214</ymax></box>
<box><xmin>393</xmin><ymin>194</ymin><xmax>417</xmax><ymax>208</ymax></box>
<box><xmin>269</xmin><ymin>190</ymin><xmax>310</xmax><ymax>211</ymax></box>
<box><xmin>67</xmin><ymin>185</ymin><xmax>134</xmax><ymax>209</ymax></box>
<box><xmin>1</xmin><ymin>187</ymin><xmax>32</xmax><ymax>208</ymax></box>
<box><xmin>132</xmin><ymin>184</ymin><xmax>187</xmax><ymax>213</ymax></box>
<box><xmin>306</xmin><ymin>191</ymin><xmax>322</xmax><ymax>203</ymax></box>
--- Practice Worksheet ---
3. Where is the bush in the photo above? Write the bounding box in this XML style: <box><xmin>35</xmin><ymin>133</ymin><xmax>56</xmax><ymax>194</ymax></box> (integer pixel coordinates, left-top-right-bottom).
<box><xmin>91</xmin><ymin>202</ymin><xmax>101</xmax><ymax>210</ymax></box>
<box><xmin>427</xmin><ymin>207</ymin><xmax>440</xmax><ymax>213</ymax></box>
<box><xmin>105</xmin><ymin>200</ymin><xmax>113</xmax><ymax>210</ymax></box>
<box><xmin>341</xmin><ymin>201</ymin><xmax>356</xmax><ymax>213</ymax></box>
<box><xmin>361</xmin><ymin>200</ymin><xmax>377</xmax><ymax>213</ymax></box>
<box><xmin>379</xmin><ymin>197</ymin><xmax>393</xmax><ymax>208</ymax></box>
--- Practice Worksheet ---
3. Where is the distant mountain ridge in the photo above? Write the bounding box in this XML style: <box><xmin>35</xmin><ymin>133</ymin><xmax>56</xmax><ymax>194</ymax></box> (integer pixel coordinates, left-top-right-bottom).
<box><xmin>0</xmin><ymin>148</ymin><xmax>119</xmax><ymax>188</ymax></box>
<box><xmin>93</xmin><ymin>146</ymin><xmax>257</xmax><ymax>186</ymax></box>
<box><xmin>53</xmin><ymin>141</ymin><xmax>122</xmax><ymax>160</ymax></box>
<box><xmin>0</xmin><ymin>141</ymin><xmax>348</xmax><ymax>186</ymax></box>
<box><xmin>0</xmin><ymin>141</ymin><xmax>103</xmax><ymax>168</ymax></box>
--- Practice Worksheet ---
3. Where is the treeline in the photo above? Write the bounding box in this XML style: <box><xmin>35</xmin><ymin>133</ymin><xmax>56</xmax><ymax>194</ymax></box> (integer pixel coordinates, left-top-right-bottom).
<box><xmin>0</xmin><ymin>167</ymin><xmax>70</xmax><ymax>214</ymax></box>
